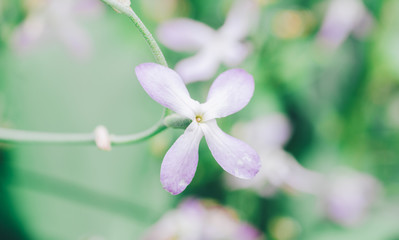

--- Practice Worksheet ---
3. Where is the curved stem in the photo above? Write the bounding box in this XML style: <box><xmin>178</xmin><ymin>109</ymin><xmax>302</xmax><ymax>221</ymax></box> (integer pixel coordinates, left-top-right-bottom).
<box><xmin>111</xmin><ymin>119</ymin><xmax>167</xmax><ymax>145</ymax></box>
<box><xmin>0</xmin><ymin>122</ymin><xmax>167</xmax><ymax>145</ymax></box>
<box><xmin>100</xmin><ymin>0</ymin><xmax>168</xmax><ymax>67</ymax></box>
<box><xmin>0</xmin><ymin>128</ymin><xmax>94</xmax><ymax>144</ymax></box>
<box><xmin>0</xmin><ymin>1</ymin><xmax>170</xmax><ymax>146</ymax></box>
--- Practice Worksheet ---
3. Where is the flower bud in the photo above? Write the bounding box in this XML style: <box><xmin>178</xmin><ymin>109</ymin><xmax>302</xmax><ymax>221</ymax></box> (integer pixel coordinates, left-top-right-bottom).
<box><xmin>94</xmin><ymin>125</ymin><xmax>111</xmax><ymax>151</ymax></box>
<box><xmin>163</xmin><ymin>114</ymin><xmax>192</xmax><ymax>129</ymax></box>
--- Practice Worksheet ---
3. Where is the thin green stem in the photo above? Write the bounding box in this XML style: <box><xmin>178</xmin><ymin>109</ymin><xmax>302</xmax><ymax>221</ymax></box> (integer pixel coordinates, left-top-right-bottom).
<box><xmin>0</xmin><ymin>0</ymin><xmax>170</xmax><ymax>146</ymax></box>
<box><xmin>100</xmin><ymin>0</ymin><xmax>168</xmax><ymax>67</ymax></box>
<box><xmin>0</xmin><ymin>122</ymin><xmax>167</xmax><ymax>145</ymax></box>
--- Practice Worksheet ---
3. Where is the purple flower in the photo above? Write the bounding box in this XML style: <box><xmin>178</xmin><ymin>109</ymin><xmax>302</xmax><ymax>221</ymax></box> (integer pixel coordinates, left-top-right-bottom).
<box><xmin>317</xmin><ymin>0</ymin><xmax>373</xmax><ymax>49</ymax></box>
<box><xmin>157</xmin><ymin>0</ymin><xmax>258</xmax><ymax>83</ymax></box>
<box><xmin>141</xmin><ymin>198</ymin><xmax>262</xmax><ymax>240</ymax></box>
<box><xmin>225</xmin><ymin>114</ymin><xmax>324</xmax><ymax>196</ymax></box>
<box><xmin>135</xmin><ymin>63</ymin><xmax>260</xmax><ymax>195</ymax></box>
<box><xmin>226</xmin><ymin>114</ymin><xmax>294</xmax><ymax>196</ymax></box>
<box><xmin>12</xmin><ymin>0</ymin><xmax>102</xmax><ymax>58</ymax></box>
<box><xmin>319</xmin><ymin>168</ymin><xmax>381</xmax><ymax>226</ymax></box>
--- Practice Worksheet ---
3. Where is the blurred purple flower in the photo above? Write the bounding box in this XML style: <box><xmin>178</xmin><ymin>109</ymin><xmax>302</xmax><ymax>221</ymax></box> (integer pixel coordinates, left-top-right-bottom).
<box><xmin>157</xmin><ymin>0</ymin><xmax>259</xmax><ymax>83</ymax></box>
<box><xmin>317</xmin><ymin>0</ymin><xmax>374</xmax><ymax>49</ymax></box>
<box><xmin>224</xmin><ymin>115</ymin><xmax>381</xmax><ymax>226</ymax></box>
<box><xmin>318</xmin><ymin>168</ymin><xmax>381</xmax><ymax>226</ymax></box>
<box><xmin>12</xmin><ymin>0</ymin><xmax>103</xmax><ymax>58</ymax></box>
<box><xmin>135</xmin><ymin>63</ymin><xmax>260</xmax><ymax>195</ymax></box>
<box><xmin>226</xmin><ymin>114</ymin><xmax>294</xmax><ymax>196</ymax></box>
<box><xmin>226</xmin><ymin>149</ymin><xmax>299</xmax><ymax>196</ymax></box>
<box><xmin>232</xmin><ymin>114</ymin><xmax>292</xmax><ymax>151</ymax></box>
<box><xmin>142</xmin><ymin>198</ymin><xmax>262</xmax><ymax>240</ymax></box>
<box><xmin>226</xmin><ymin>114</ymin><xmax>324</xmax><ymax>196</ymax></box>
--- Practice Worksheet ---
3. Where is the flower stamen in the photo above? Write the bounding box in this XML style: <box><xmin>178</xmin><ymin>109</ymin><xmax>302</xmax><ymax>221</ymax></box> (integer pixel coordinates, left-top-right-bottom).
<box><xmin>195</xmin><ymin>115</ymin><xmax>203</xmax><ymax>123</ymax></box>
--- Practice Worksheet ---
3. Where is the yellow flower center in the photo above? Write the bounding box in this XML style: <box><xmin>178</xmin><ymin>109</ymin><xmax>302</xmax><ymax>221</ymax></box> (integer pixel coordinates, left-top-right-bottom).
<box><xmin>195</xmin><ymin>115</ymin><xmax>203</xmax><ymax>123</ymax></box>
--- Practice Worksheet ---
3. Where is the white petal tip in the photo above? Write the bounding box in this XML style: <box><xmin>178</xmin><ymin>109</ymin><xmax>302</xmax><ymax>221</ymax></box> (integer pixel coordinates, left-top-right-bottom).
<box><xmin>233</xmin><ymin>154</ymin><xmax>261</xmax><ymax>180</ymax></box>
<box><xmin>162</xmin><ymin>179</ymin><xmax>189</xmax><ymax>195</ymax></box>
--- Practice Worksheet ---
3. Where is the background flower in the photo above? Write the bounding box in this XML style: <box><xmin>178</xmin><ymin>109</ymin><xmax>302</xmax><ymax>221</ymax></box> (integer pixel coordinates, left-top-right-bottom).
<box><xmin>142</xmin><ymin>198</ymin><xmax>262</xmax><ymax>240</ymax></box>
<box><xmin>317</xmin><ymin>0</ymin><xmax>374</xmax><ymax>49</ymax></box>
<box><xmin>157</xmin><ymin>0</ymin><xmax>259</xmax><ymax>83</ymax></box>
<box><xmin>12</xmin><ymin>0</ymin><xmax>103</xmax><ymax>58</ymax></box>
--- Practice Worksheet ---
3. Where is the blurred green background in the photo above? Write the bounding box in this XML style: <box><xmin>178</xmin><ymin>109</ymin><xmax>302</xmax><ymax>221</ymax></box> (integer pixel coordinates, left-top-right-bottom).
<box><xmin>1</xmin><ymin>0</ymin><xmax>399</xmax><ymax>239</ymax></box>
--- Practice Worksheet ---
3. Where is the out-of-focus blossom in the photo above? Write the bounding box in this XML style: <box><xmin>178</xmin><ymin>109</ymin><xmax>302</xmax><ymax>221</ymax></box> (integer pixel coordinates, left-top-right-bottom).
<box><xmin>142</xmin><ymin>198</ymin><xmax>262</xmax><ymax>240</ymax></box>
<box><xmin>157</xmin><ymin>0</ymin><xmax>259</xmax><ymax>83</ymax></box>
<box><xmin>317</xmin><ymin>0</ymin><xmax>374</xmax><ymax>49</ymax></box>
<box><xmin>135</xmin><ymin>63</ymin><xmax>260</xmax><ymax>195</ymax></box>
<box><xmin>226</xmin><ymin>149</ymin><xmax>307</xmax><ymax>197</ymax></box>
<box><xmin>226</xmin><ymin>114</ymin><xmax>307</xmax><ymax>196</ymax></box>
<box><xmin>227</xmin><ymin>115</ymin><xmax>381</xmax><ymax>225</ymax></box>
<box><xmin>232</xmin><ymin>114</ymin><xmax>292</xmax><ymax>152</ymax></box>
<box><xmin>227</xmin><ymin>147</ymin><xmax>324</xmax><ymax>196</ymax></box>
<box><xmin>318</xmin><ymin>168</ymin><xmax>381</xmax><ymax>226</ymax></box>
<box><xmin>12</xmin><ymin>0</ymin><xmax>102</xmax><ymax>58</ymax></box>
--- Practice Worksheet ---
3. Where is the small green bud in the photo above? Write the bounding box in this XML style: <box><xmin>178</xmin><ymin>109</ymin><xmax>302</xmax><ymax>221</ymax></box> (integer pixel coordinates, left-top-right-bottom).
<box><xmin>163</xmin><ymin>114</ymin><xmax>192</xmax><ymax>129</ymax></box>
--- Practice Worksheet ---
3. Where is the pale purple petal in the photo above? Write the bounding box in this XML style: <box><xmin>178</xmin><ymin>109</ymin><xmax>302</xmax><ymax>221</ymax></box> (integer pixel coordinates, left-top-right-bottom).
<box><xmin>321</xmin><ymin>168</ymin><xmax>381</xmax><ymax>226</ymax></box>
<box><xmin>201</xmin><ymin>120</ymin><xmax>260</xmax><ymax>179</ymax></box>
<box><xmin>219</xmin><ymin>0</ymin><xmax>259</xmax><ymax>40</ymax></box>
<box><xmin>161</xmin><ymin>122</ymin><xmax>203</xmax><ymax>195</ymax></box>
<box><xmin>202</xmin><ymin>69</ymin><xmax>254</xmax><ymax>120</ymax></box>
<box><xmin>232</xmin><ymin>114</ymin><xmax>292</xmax><ymax>150</ymax></box>
<box><xmin>317</xmin><ymin>0</ymin><xmax>366</xmax><ymax>48</ymax></box>
<box><xmin>143</xmin><ymin>198</ymin><xmax>261</xmax><ymax>239</ymax></box>
<box><xmin>237</xmin><ymin>223</ymin><xmax>261</xmax><ymax>240</ymax></box>
<box><xmin>175</xmin><ymin>48</ymin><xmax>221</xmax><ymax>83</ymax></box>
<box><xmin>135</xmin><ymin>63</ymin><xmax>198</xmax><ymax>119</ymax></box>
<box><xmin>157</xmin><ymin>18</ymin><xmax>216</xmax><ymax>52</ymax></box>
<box><xmin>222</xmin><ymin>42</ymin><xmax>251</xmax><ymax>67</ymax></box>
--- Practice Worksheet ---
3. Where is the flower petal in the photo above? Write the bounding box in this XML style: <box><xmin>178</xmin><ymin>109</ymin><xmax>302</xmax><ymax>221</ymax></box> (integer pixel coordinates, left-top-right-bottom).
<box><xmin>222</xmin><ymin>42</ymin><xmax>251</xmax><ymax>67</ymax></box>
<box><xmin>219</xmin><ymin>0</ymin><xmax>259</xmax><ymax>40</ymax></box>
<box><xmin>202</xmin><ymin>69</ymin><xmax>254</xmax><ymax>120</ymax></box>
<box><xmin>317</xmin><ymin>0</ymin><xmax>367</xmax><ymax>48</ymax></box>
<box><xmin>135</xmin><ymin>63</ymin><xmax>198</xmax><ymax>119</ymax></box>
<box><xmin>157</xmin><ymin>18</ymin><xmax>216</xmax><ymax>52</ymax></box>
<box><xmin>161</xmin><ymin>122</ymin><xmax>204</xmax><ymax>195</ymax></box>
<box><xmin>201</xmin><ymin>120</ymin><xmax>260</xmax><ymax>179</ymax></box>
<box><xmin>175</xmin><ymin>48</ymin><xmax>221</xmax><ymax>83</ymax></box>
